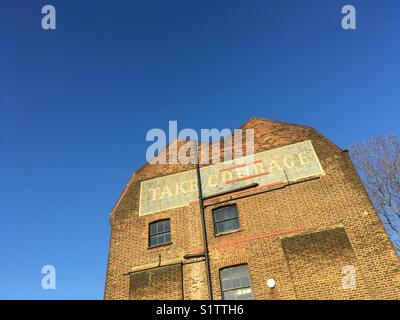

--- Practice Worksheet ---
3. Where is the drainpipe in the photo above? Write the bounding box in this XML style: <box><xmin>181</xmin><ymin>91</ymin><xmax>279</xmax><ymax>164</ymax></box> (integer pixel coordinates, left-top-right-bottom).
<box><xmin>194</xmin><ymin>141</ymin><xmax>213</xmax><ymax>300</ymax></box>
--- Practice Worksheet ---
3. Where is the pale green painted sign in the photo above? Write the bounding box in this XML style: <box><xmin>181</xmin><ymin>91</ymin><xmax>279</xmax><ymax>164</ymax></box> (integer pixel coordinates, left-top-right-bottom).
<box><xmin>139</xmin><ymin>140</ymin><xmax>324</xmax><ymax>216</ymax></box>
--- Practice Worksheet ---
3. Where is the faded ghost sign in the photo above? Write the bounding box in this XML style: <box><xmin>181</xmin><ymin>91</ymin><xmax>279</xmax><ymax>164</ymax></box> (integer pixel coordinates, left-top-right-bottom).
<box><xmin>139</xmin><ymin>140</ymin><xmax>324</xmax><ymax>216</ymax></box>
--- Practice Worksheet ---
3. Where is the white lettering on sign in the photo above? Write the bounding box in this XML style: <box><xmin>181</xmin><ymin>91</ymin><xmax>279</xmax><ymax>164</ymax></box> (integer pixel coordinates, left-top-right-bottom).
<box><xmin>139</xmin><ymin>140</ymin><xmax>324</xmax><ymax>216</ymax></box>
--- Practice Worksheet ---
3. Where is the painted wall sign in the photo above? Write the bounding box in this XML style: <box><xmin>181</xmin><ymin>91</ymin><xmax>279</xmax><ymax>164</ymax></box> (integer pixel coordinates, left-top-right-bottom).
<box><xmin>139</xmin><ymin>140</ymin><xmax>324</xmax><ymax>216</ymax></box>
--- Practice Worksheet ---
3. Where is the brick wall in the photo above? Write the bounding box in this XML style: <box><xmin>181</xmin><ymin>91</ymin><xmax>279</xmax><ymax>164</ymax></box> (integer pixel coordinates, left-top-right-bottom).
<box><xmin>104</xmin><ymin>118</ymin><xmax>400</xmax><ymax>300</ymax></box>
<box><xmin>281</xmin><ymin>227</ymin><xmax>368</xmax><ymax>299</ymax></box>
<box><xmin>129</xmin><ymin>264</ymin><xmax>183</xmax><ymax>300</ymax></box>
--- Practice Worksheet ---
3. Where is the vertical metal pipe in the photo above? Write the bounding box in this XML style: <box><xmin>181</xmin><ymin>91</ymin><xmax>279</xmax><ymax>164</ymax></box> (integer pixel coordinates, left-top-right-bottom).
<box><xmin>194</xmin><ymin>141</ymin><xmax>213</xmax><ymax>300</ymax></box>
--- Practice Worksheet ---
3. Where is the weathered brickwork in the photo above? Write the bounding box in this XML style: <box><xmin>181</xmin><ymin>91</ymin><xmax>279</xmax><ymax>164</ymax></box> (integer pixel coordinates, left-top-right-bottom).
<box><xmin>129</xmin><ymin>264</ymin><xmax>183</xmax><ymax>300</ymax></box>
<box><xmin>104</xmin><ymin>118</ymin><xmax>400</xmax><ymax>300</ymax></box>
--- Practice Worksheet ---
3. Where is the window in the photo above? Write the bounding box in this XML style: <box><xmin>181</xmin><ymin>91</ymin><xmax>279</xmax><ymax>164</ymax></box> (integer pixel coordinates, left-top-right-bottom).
<box><xmin>149</xmin><ymin>219</ymin><xmax>171</xmax><ymax>247</ymax></box>
<box><xmin>213</xmin><ymin>205</ymin><xmax>240</xmax><ymax>235</ymax></box>
<box><xmin>220</xmin><ymin>265</ymin><xmax>253</xmax><ymax>300</ymax></box>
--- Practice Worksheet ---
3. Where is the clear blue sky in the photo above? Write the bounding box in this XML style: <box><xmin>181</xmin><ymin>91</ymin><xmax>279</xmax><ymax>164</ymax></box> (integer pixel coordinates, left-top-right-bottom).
<box><xmin>0</xmin><ymin>0</ymin><xmax>399</xmax><ymax>299</ymax></box>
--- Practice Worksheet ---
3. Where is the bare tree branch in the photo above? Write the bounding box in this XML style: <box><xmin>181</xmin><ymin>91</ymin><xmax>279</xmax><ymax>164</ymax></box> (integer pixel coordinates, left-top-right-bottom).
<box><xmin>350</xmin><ymin>135</ymin><xmax>400</xmax><ymax>250</ymax></box>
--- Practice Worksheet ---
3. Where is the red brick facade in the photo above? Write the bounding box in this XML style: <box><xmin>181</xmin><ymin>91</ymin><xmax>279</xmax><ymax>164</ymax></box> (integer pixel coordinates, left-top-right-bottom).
<box><xmin>104</xmin><ymin>118</ymin><xmax>400</xmax><ymax>300</ymax></box>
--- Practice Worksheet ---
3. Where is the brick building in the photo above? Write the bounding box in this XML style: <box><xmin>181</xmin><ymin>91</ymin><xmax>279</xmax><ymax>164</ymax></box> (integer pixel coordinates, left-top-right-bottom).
<box><xmin>104</xmin><ymin>117</ymin><xmax>400</xmax><ymax>300</ymax></box>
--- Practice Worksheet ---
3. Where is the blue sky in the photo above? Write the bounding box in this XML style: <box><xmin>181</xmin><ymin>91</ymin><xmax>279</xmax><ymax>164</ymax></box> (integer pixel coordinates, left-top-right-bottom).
<box><xmin>0</xmin><ymin>0</ymin><xmax>399</xmax><ymax>299</ymax></box>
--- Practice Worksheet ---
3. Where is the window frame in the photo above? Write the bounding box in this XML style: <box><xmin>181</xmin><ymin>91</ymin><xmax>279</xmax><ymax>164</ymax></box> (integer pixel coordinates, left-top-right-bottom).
<box><xmin>219</xmin><ymin>264</ymin><xmax>253</xmax><ymax>300</ymax></box>
<box><xmin>148</xmin><ymin>219</ymin><xmax>172</xmax><ymax>248</ymax></box>
<box><xmin>212</xmin><ymin>204</ymin><xmax>241</xmax><ymax>236</ymax></box>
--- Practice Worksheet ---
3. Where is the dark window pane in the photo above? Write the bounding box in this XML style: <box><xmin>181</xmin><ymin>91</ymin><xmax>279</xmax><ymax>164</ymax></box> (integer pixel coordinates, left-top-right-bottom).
<box><xmin>216</xmin><ymin>222</ymin><xmax>225</xmax><ymax>234</ymax></box>
<box><xmin>215</xmin><ymin>218</ymin><xmax>240</xmax><ymax>235</ymax></box>
<box><xmin>232</xmin><ymin>278</ymin><xmax>241</xmax><ymax>289</ymax></box>
<box><xmin>225</xmin><ymin>206</ymin><xmax>238</xmax><ymax>219</ymax></box>
<box><xmin>149</xmin><ymin>220</ymin><xmax>171</xmax><ymax>247</ymax></box>
<box><xmin>157</xmin><ymin>234</ymin><xmax>164</xmax><ymax>244</ymax></box>
<box><xmin>214</xmin><ymin>206</ymin><xmax>238</xmax><ymax>222</ymax></box>
<box><xmin>220</xmin><ymin>265</ymin><xmax>253</xmax><ymax>300</ymax></box>
<box><xmin>222</xmin><ymin>279</ymin><xmax>234</xmax><ymax>290</ymax></box>
<box><xmin>150</xmin><ymin>223</ymin><xmax>157</xmax><ymax>235</ymax></box>
<box><xmin>223</xmin><ymin>290</ymin><xmax>236</xmax><ymax>300</ymax></box>
<box><xmin>214</xmin><ymin>210</ymin><xmax>224</xmax><ymax>222</ymax></box>
<box><xmin>225</xmin><ymin>220</ymin><xmax>234</xmax><ymax>231</ymax></box>
<box><xmin>240</xmin><ymin>277</ymin><xmax>250</xmax><ymax>288</ymax></box>
<box><xmin>164</xmin><ymin>220</ymin><xmax>170</xmax><ymax>232</ymax></box>
<box><xmin>230</xmin><ymin>219</ymin><xmax>240</xmax><ymax>230</ymax></box>
<box><xmin>150</xmin><ymin>235</ymin><xmax>157</xmax><ymax>246</ymax></box>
